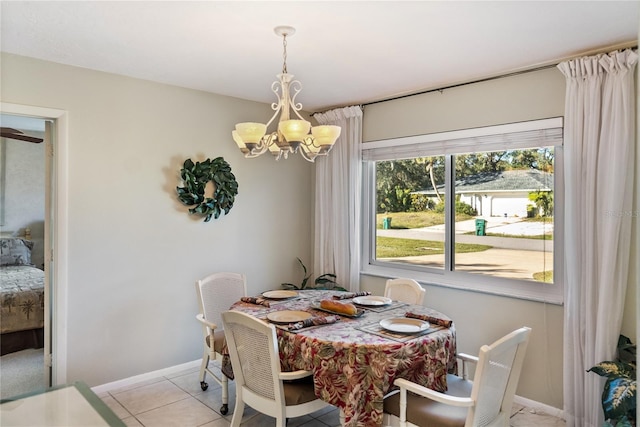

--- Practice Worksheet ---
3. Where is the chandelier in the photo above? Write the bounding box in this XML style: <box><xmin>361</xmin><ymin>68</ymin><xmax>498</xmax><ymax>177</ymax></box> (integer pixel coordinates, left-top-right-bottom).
<box><xmin>232</xmin><ymin>26</ymin><xmax>341</xmax><ymax>162</ymax></box>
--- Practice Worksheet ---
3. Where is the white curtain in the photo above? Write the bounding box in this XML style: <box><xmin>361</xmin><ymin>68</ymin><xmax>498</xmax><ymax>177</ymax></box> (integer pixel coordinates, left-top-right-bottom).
<box><xmin>558</xmin><ymin>49</ymin><xmax>637</xmax><ymax>427</ymax></box>
<box><xmin>313</xmin><ymin>106</ymin><xmax>363</xmax><ymax>291</ymax></box>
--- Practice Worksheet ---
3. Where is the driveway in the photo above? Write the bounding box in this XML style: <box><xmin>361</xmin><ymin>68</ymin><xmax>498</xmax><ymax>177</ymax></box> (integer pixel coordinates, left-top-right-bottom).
<box><xmin>410</xmin><ymin>217</ymin><xmax>553</xmax><ymax>236</ymax></box>
<box><xmin>380</xmin><ymin>248</ymin><xmax>553</xmax><ymax>281</ymax></box>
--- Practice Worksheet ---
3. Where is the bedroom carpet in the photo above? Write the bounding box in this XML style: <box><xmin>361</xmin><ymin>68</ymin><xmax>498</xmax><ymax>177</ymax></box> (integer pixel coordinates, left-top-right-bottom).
<box><xmin>0</xmin><ymin>348</ymin><xmax>46</xmax><ymax>400</ymax></box>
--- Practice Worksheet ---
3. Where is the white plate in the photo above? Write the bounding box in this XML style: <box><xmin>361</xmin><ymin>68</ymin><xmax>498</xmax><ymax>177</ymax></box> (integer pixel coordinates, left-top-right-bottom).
<box><xmin>379</xmin><ymin>318</ymin><xmax>430</xmax><ymax>334</ymax></box>
<box><xmin>352</xmin><ymin>295</ymin><xmax>393</xmax><ymax>306</ymax></box>
<box><xmin>262</xmin><ymin>290</ymin><xmax>299</xmax><ymax>299</ymax></box>
<box><xmin>266</xmin><ymin>310</ymin><xmax>312</xmax><ymax>324</ymax></box>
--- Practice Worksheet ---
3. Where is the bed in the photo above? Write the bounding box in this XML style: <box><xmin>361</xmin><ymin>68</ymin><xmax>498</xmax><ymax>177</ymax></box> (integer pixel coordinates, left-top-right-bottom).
<box><xmin>0</xmin><ymin>238</ymin><xmax>45</xmax><ymax>355</ymax></box>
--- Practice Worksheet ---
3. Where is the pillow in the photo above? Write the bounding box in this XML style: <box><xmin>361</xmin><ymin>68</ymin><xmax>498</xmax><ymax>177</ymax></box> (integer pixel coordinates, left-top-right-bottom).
<box><xmin>0</xmin><ymin>238</ymin><xmax>34</xmax><ymax>266</ymax></box>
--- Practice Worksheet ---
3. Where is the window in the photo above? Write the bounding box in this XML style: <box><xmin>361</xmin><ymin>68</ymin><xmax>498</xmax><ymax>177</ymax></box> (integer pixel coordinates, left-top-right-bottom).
<box><xmin>362</xmin><ymin>118</ymin><xmax>563</xmax><ymax>303</ymax></box>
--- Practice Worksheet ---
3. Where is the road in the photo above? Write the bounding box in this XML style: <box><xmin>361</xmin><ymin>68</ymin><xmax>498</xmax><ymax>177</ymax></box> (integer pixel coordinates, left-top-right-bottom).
<box><xmin>377</xmin><ymin>218</ymin><xmax>554</xmax><ymax>251</ymax></box>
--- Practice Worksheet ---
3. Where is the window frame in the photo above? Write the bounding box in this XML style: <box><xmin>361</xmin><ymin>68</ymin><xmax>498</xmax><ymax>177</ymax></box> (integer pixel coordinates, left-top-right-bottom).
<box><xmin>361</xmin><ymin>118</ymin><xmax>564</xmax><ymax>304</ymax></box>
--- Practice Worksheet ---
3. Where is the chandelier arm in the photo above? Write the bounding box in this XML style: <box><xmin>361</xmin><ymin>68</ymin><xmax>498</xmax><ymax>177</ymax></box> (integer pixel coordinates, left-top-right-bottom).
<box><xmin>300</xmin><ymin>136</ymin><xmax>319</xmax><ymax>149</ymax></box>
<box><xmin>265</xmin><ymin>80</ymin><xmax>285</xmax><ymax>128</ymax></box>
<box><xmin>288</xmin><ymin>80</ymin><xmax>306</xmax><ymax>121</ymax></box>
<box><xmin>244</xmin><ymin>151</ymin><xmax>264</xmax><ymax>159</ymax></box>
<box><xmin>245</xmin><ymin>133</ymin><xmax>278</xmax><ymax>158</ymax></box>
<box><xmin>298</xmin><ymin>145</ymin><xmax>317</xmax><ymax>163</ymax></box>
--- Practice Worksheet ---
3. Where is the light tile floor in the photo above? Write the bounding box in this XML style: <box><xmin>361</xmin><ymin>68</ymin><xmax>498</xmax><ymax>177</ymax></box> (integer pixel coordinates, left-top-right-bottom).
<box><xmin>97</xmin><ymin>365</ymin><xmax>566</xmax><ymax>427</ymax></box>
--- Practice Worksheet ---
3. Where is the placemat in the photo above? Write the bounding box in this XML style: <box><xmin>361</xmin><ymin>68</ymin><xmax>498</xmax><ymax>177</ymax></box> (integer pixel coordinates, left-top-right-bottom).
<box><xmin>272</xmin><ymin>321</ymin><xmax>340</xmax><ymax>334</ymax></box>
<box><xmin>265</xmin><ymin>296</ymin><xmax>303</xmax><ymax>305</ymax></box>
<box><xmin>355</xmin><ymin>301</ymin><xmax>408</xmax><ymax>313</ymax></box>
<box><xmin>248</xmin><ymin>293</ymin><xmax>310</xmax><ymax>308</ymax></box>
<box><xmin>267</xmin><ymin>292</ymin><xmax>317</xmax><ymax>303</ymax></box>
<box><xmin>357</xmin><ymin>321</ymin><xmax>443</xmax><ymax>343</ymax></box>
<box><xmin>265</xmin><ymin>315</ymin><xmax>340</xmax><ymax>333</ymax></box>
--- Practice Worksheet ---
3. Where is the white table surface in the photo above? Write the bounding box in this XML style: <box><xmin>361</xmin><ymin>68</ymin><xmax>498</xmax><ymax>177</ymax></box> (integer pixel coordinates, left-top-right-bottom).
<box><xmin>0</xmin><ymin>382</ymin><xmax>124</xmax><ymax>426</ymax></box>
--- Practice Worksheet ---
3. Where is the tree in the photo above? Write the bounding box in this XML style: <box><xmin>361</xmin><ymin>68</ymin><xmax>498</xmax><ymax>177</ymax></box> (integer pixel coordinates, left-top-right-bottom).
<box><xmin>376</xmin><ymin>148</ymin><xmax>555</xmax><ymax>214</ymax></box>
<box><xmin>415</xmin><ymin>157</ymin><xmax>444</xmax><ymax>202</ymax></box>
<box><xmin>508</xmin><ymin>148</ymin><xmax>554</xmax><ymax>172</ymax></box>
<box><xmin>376</xmin><ymin>159</ymin><xmax>433</xmax><ymax>212</ymax></box>
<box><xmin>528</xmin><ymin>190</ymin><xmax>554</xmax><ymax>217</ymax></box>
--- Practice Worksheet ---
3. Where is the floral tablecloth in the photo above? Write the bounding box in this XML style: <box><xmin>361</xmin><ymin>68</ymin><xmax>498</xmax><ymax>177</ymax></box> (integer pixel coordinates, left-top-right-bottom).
<box><xmin>230</xmin><ymin>289</ymin><xmax>456</xmax><ymax>427</ymax></box>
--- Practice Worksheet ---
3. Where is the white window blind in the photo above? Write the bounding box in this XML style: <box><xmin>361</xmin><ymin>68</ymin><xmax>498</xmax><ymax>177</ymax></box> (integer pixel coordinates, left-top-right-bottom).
<box><xmin>362</xmin><ymin>117</ymin><xmax>563</xmax><ymax>161</ymax></box>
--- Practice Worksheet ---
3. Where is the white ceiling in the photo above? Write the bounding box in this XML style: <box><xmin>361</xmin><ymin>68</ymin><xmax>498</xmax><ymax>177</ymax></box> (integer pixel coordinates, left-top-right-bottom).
<box><xmin>1</xmin><ymin>1</ymin><xmax>638</xmax><ymax>112</ymax></box>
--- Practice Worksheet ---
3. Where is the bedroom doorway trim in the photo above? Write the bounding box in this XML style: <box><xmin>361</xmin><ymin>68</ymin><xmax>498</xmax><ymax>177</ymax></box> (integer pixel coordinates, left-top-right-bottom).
<box><xmin>0</xmin><ymin>102</ymin><xmax>68</xmax><ymax>386</ymax></box>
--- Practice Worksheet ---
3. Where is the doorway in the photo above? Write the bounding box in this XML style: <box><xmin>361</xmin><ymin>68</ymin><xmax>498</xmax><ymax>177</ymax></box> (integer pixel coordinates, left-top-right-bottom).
<box><xmin>0</xmin><ymin>102</ymin><xmax>69</xmax><ymax>392</ymax></box>
<box><xmin>0</xmin><ymin>114</ymin><xmax>48</xmax><ymax>398</ymax></box>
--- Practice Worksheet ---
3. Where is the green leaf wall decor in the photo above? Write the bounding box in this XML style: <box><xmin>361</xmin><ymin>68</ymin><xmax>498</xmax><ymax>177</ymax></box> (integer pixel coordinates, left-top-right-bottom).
<box><xmin>176</xmin><ymin>157</ymin><xmax>239</xmax><ymax>222</ymax></box>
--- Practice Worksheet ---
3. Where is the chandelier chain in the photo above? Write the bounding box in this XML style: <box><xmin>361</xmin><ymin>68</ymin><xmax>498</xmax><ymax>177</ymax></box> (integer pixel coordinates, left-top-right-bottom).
<box><xmin>282</xmin><ymin>34</ymin><xmax>288</xmax><ymax>74</ymax></box>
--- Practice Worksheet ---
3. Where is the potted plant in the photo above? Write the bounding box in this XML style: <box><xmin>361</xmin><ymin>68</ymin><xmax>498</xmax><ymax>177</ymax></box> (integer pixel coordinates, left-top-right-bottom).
<box><xmin>588</xmin><ymin>335</ymin><xmax>636</xmax><ymax>427</ymax></box>
<box><xmin>281</xmin><ymin>258</ymin><xmax>346</xmax><ymax>291</ymax></box>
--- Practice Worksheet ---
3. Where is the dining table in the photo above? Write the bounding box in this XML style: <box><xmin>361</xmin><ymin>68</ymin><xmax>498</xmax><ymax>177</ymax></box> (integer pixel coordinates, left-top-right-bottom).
<box><xmin>229</xmin><ymin>289</ymin><xmax>457</xmax><ymax>427</ymax></box>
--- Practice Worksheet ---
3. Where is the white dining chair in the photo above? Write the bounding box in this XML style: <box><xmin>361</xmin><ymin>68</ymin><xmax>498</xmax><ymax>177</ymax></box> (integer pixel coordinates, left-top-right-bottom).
<box><xmin>195</xmin><ymin>272</ymin><xmax>247</xmax><ymax>415</ymax></box>
<box><xmin>221</xmin><ymin>310</ymin><xmax>330</xmax><ymax>427</ymax></box>
<box><xmin>384</xmin><ymin>278</ymin><xmax>426</xmax><ymax>305</ymax></box>
<box><xmin>383</xmin><ymin>326</ymin><xmax>532</xmax><ymax>427</ymax></box>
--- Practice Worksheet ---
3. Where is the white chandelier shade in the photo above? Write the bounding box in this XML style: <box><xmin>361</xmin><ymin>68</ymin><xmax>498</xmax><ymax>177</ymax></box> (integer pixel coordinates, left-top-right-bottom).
<box><xmin>232</xmin><ymin>26</ymin><xmax>341</xmax><ymax>162</ymax></box>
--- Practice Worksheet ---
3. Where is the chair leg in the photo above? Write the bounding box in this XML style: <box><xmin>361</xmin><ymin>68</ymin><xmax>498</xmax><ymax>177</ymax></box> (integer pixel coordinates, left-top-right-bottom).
<box><xmin>199</xmin><ymin>351</ymin><xmax>209</xmax><ymax>391</ymax></box>
<box><xmin>230</xmin><ymin>398</ymin><xmax>244</xmax><ymax>427</ymax></box>
<box><xmin>220</xmin><ymin>374</ymin><xmax>229</xmax><ymax>414</ymax></box>
<box><xmin>275</xmin><ymin>408</ymin><xmax>287</xmax><ymax>427</ymax></box>
<box><xmin>399</xmin><ymin>388</ymin><xmax>408</xmax><ymax>427</ymax></box>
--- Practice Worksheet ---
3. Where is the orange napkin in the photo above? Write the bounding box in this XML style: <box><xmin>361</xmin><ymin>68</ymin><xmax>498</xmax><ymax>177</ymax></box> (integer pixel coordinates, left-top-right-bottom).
<box><xmin>405</xmin><ymin>311</ymin><xmax>452</xmax><ymax>328</ymax></box>
<box><xmin>333</xmin><ymin>291</ymin><xmax>371</xmax><ymax>300</ymax></box>
<box><xmin>287</xmin><ymin>315</ymin><xmax>339</xmax><ymax>331</ymax></box>
<box><xmin>240</xmin><ymin>296</ymin><xmax>271</xmax><ymax>307</ymax></box>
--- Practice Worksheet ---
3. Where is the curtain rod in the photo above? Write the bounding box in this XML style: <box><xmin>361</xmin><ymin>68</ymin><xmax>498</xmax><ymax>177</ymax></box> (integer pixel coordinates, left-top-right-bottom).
<box><xmin>362</xmin><ymin>41</ymin><xmax>638</xmax><ymax>108</ymax></box>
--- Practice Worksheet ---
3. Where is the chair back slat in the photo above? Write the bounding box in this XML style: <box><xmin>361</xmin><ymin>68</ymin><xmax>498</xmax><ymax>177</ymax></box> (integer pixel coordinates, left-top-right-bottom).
<box><xmin>384</xmin><ymin>278</ymin><xmax>426</xmax><ymax>305</ymax></box>
<box><xmin>196</xmin><ymin>272</ymin><xmax>246</xmax><ymax>330</ymax></box>
<box><xmin>221</xmin><ymin>310</ymin><xmax>329</xmax><ymax>425</ymax></box>
<box><xmin>231</xmin><ymin>321</ymin><xmax>276</xmax><ymax>400</ymax></box>
<box><xmin>468</xmin><ymin>327</ymin><xmax>531</xmax><ymax>427</ymax></box>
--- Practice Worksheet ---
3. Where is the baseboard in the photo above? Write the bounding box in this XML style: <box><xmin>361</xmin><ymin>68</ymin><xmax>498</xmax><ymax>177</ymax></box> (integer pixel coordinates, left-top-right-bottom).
<box><xmin>91</xmin><ymin>359</ymin><xmax>564</xmax><ymax>421</ymax></box>
<box><xmin>91</xmin><ymin>359</ymin><xmax>201</xmax><ymax>395</ymax></box>
<box><xmin>513</xmin><ymin>395</ymin><xmax>564</xmax><ymax>419</ymax></box>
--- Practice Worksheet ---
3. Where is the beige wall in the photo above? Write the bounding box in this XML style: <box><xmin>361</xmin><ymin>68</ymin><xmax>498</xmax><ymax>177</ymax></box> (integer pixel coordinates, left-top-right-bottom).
<box><xmin>363</xmin><ymin>67</ymin><xmax>566</xmax><ymax>141</ymax></box>
<box><xmin>1</xmin><ymin>53</ymin><xmax>314</xmax><ymax>386</ymax></box>
<box><xmin>361</xmin><ymin>66</ymin><xmax>637</xmax><ymax>410</ymax></box>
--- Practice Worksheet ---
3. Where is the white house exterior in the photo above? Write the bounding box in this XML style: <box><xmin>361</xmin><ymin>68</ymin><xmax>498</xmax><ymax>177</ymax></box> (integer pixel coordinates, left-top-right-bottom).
<box><xmin>463</xmin><ymin>191</ymin><xmax>533</xmax><ymax>218</ymax></box>
<box><xmin>416</xmin><ymin>169</ymin><xmax>553</xmax><ymax>218</ymax></box>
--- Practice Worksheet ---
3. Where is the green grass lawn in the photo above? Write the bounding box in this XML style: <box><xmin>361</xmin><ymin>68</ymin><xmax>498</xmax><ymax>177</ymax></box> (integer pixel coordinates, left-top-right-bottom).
<box><xmin>523</xmin><ymin>216</ymin><xmax>554</xmax><ymax>223</ymax></box>
<box><xmin>379</xmin><ymin>211</ymin><xmax>554</xmax><ymax>239</ymax></box>
<box><xmin>376</xmin><ymin>211</ymin><xmax>474</xmax><ymax>229</ymax></box>
<box><xmin>376</xmin><ymin>236</ymin><xmax>492</xmax><ymax>258</ymax></box>
<box><xmin>484</xmin><ymin>232</ymin><xmax>554</xmax><ymax>240</ymax></box>
<box><xmin>375</xmin><ymin>212</ymin><xmax>553</xmax><ymax>283</ymax></box>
